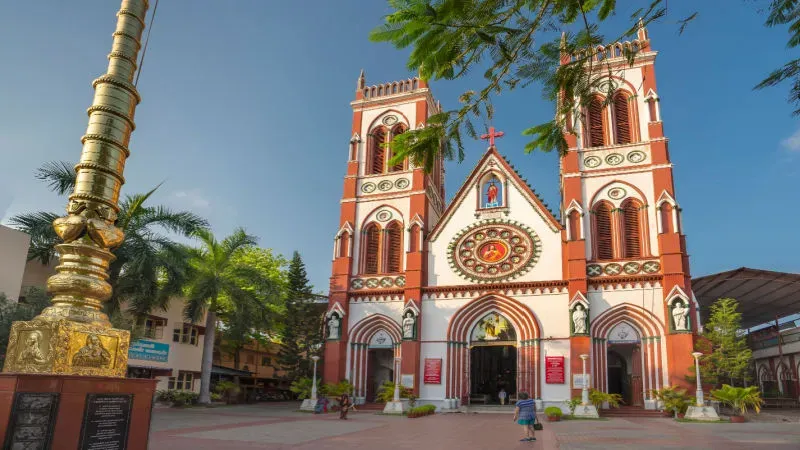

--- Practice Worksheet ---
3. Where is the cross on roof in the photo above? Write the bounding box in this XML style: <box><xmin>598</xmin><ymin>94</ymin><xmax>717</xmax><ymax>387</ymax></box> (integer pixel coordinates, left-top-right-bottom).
<box><xmin>480</xmin><ymin>127</ymin><xmax>505</xmax><ymax>148</ymax></box>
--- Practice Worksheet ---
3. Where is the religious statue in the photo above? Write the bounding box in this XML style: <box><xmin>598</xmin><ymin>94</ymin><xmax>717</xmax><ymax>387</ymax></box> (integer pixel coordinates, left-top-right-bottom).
<box><xmin>327</xmin><ymin>314</ymin><xmax>340</xmax><ymax>340</ymax></box>
<box><xmin>17</xmin><ymin>331</ymin><xmax>47</xmax><ymax>366</ymax></box>
<box><xmin>71</xmin><ymin>334</ymin><xmax>111</xmax><ymax>368</ymax></box>
<box><xmin>402</xmin><ymin>311</ymin><xmax>416</xmax><ymax>339</ymax></box>
<box><xmin>486</xmin><ymin>180</ymin><xmax>499</xmax><ymax>207</ymax></box>
<box><xmin>672</xmin><ymin>301</ymin><xmax>689</xmax><ymax>331</ymax></box>
<box><xmin>572</xmin><ymin>304</ymin><xmax>588</xmax><ymax>334</ymax></box>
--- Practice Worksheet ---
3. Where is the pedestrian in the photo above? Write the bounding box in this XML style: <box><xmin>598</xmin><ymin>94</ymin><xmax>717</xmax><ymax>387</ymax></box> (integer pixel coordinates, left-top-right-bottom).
<box><xmin>512</xmin><ymin>392</ymin><xmax>537</xmax><ymax>442</ymax></box>
<box><xmin>498</xmin><ymin>388</ymin><xmax>507</xmax><ymax>405</ymax></box>
<box><xmin>339</xmin><ymin>393</ymin><xmax>352</xmax><ymax>420</ymax></box>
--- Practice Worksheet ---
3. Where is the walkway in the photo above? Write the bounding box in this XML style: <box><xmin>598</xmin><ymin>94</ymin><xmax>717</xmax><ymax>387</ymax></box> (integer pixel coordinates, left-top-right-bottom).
<box><xmin>148</xmin><ymin>403</ymin><xmax>800</xmax><ymax>449</ymax></box>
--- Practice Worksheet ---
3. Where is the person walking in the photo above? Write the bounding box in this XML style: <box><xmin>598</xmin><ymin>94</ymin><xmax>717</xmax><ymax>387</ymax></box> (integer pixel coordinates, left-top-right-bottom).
<box><xmin>339</xmin><ymin>393</ymin><xmax>352</xmax><ymax>420</ymax></box>
<box><xmin>513</xmin><ymin>392</ymin><xmax>537</xmax><ymax>442</ymax></box>
<box><xmin>498</xmin><ymin>388</ymin><xmax>507</xmax><ymax>405</ymax></box>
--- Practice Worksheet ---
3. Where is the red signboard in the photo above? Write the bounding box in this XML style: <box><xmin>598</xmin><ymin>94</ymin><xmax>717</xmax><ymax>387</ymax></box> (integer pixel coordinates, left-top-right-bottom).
<box><xmin>545</xmin><ymin>356</ymin><xmax>565</xmax><ymax>384</ymax></box>
<box><xmin>424</xmin><ymin>358</ymin><xmax>442</xmax><ymax>384</ymax></box>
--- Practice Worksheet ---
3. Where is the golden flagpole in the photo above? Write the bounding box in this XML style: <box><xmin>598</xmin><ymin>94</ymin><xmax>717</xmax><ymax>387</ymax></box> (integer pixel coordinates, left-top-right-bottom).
<box><xmin>3</xmin><ymin>0</ymin><xmax>150</xmax><ymax>378</ymax></box>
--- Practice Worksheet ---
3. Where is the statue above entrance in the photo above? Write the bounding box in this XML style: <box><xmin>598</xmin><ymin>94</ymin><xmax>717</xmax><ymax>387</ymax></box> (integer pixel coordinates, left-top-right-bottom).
<box><xmin>471</xmin><ymin>313</ymin><xmax>517</xmax><ymax>343</ymax></box>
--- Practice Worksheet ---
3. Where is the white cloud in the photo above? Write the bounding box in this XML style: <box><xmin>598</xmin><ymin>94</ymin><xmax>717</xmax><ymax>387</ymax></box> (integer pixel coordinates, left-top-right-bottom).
<box><xmin>781</xmin><ymin>129</ymin><xmax>800</xmax><ymax>152</ymax></box>
<box><xmin>172</xmin><ymin>189</ymin><xmax>210</xmax><ymax>209</ymax></box>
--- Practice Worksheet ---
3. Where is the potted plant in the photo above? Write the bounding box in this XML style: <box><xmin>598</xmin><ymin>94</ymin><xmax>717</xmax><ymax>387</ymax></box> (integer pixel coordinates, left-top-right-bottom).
<box><xmin>588</xmin><ymin>389</ymin><xmax>622</xmax><ymax>414</ymax></box>
<box><xmin>544</xmin><ymin>406</ymin><xmax>563</xmax><ymax>421</ymax></box>
<box><xmin>652</xmin><ymin>386</ymin><xmax>692</xmax><ymax>419</ymax></box>
<box><xmin>711</xmin><ymin>385</ymin><xmax>763</xmax><ymax>423</ymax></box>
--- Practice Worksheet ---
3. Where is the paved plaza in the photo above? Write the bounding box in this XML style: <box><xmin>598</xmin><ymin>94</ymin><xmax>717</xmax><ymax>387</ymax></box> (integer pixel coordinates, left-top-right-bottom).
<box><xmin>148</xmin><ymin>403</ymin><xmax>800</xmax><ymax>449</ymax></box>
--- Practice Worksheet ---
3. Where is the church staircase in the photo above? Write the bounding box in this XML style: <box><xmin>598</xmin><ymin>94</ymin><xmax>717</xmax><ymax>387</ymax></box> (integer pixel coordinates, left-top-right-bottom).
<box><xmin>355</xmin><ymin>402</ymin><xmax>386</xmax><ymax>412</ymax></box>
<box><xmin>600</xmin><ymin>406</ymin><xmax>666</xmax><ymax>418</ymax></box>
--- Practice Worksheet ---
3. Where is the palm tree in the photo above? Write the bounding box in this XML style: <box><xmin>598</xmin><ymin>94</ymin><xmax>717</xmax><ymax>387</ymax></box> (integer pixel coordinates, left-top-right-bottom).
<box><xmin>8</xmin><ymin>161</ymin><xmax>208</xmax><ymax>322</ymax></box>
<box><xmin>182</xmin><ymin>228</ymin><xmax>281</xmax><ymax>404</ymax></box>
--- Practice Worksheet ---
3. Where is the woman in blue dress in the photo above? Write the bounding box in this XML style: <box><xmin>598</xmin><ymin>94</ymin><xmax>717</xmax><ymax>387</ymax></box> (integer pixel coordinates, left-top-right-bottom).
<box><xmin>513</xmin><ymin>392</ymin><xmax>537</xmax><ymax>442</ymax></box>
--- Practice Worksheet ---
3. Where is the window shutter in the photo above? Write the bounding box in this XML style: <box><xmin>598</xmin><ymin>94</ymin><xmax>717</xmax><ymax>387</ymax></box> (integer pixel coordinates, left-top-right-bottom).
<box><xmin>622</xmin><ymin>201</ymin><xmax>642</xmax><ymax>258</ymax></box>
<box><xmin>594</xmin><ymin>204</ymin><xmax>614</xmax><ymax>260</ymax></box>
<box><xmin>588</xmin><ymin>98</ymin><xmax>605</xmax><ymax>147</ymax></box>
<box><xmin>364</xmin><ymin>226</ymin><xmax>380</xmax><ymax>274</ymax></box>
<box><xmin>385</xmin><ymin>223</ymin><xmax>402</xmax><ymax>273</ymax></box>
<box><xmin>370</xmin><ymin>129</ymin><xmax>386</xmax><ymax>174</ymax></box>
<box><xmin>614</xmin><ymin>93</ymin><xmax>632</xmax><ymax>144</ymax></box>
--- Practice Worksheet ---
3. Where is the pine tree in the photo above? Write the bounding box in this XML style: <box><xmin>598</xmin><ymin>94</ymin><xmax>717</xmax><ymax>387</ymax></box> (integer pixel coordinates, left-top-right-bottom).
<box><xmin>277</xmin><ymin>252</ymin><xmax>320</xmax><ymax>380</ymax></box>
<box><xmin>688</xmin><ymin>298</ymin><xmax>752</xmax><ymax>388</ymax></box>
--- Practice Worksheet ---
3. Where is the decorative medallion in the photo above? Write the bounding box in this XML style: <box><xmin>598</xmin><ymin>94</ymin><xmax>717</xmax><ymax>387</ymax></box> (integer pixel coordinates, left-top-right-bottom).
<box><xmin>375</xmin><ymin>210</ymin><xmax>392</xmax><ymax>222</ymax></box>
<box><xmin>382</xmin><ymin>115</ymin><xmax>399</xmax><ymax>126</ymax></box>
<box><xmin>395</xmin><ymin>178</ymin><xmax>410</xmax><ymax>189</ymax></box>
<box><xmin>365</xmin><ymin>278</ymin><xmax>380</xmax><ymax>289</ymax></box>
<box><xmin>623</xmin><ymin>261</ymin><xmax>641</xmax><ymax>275</ymax></box>
<box><xmin>642</xmin><ymin>261</ymin><xmax>661</xmax><ymax>273</ymax></box>
<box><xmin>361</xmin><ymin>182</ymin><xmax>376</xmax><ymax>194</ymax></box>
<box><xmin>603</xmin><ymin>263</ymin><xmax>623</xmax><ymax>276</ymax></box>
<box><xmin>584</xmin><ymin>156</ymin><xmax>601</xmax><ymax>168</ymax></box>
<box><xmin>377</xmin><ymin>180</ymin><xmax>393</xmax><ymax>191</ymax></box>
<box><xmin>448</xmin><ymin>219</ymin><xmax>541</xmax><ymax>283</ymax></box>
<box><xmin>605</xmin><ymin>153</ymin><xmax>624</xmax><ymax>166</ymax></box>
<box><xmin>395</xmin><ymin>276</ymin><xmax>406</xmax><ymax>287</ymax></box>
<box><xmin>380</xmin><ymin>277</ymin><xmax>394</xmax><ymax>288</ymax></box>
<box><xmin>351</xmin><ymin>279</ymin><xmax>365</xmax><ymax>290</ymax></box>
<box><xmin>586</xmin><ymin>264</ymin><xmax>603</xmax><ymax>277</ymax></box>
<box><xmin>608</xmin><ymin>187</ymin><xmax>627</xmax><ymax>200</ymax></box>
<box><xmin>627</xmin><ymin>151</ymin><xmax>646</xmax><ymax>163</ymax></box>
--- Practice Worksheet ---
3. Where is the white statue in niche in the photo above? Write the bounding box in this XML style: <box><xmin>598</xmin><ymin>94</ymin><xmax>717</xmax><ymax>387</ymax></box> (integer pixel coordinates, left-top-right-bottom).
<box><xmin>327</xmin><ymin>314</ymin><xmax>340</xmax><ymax>339</ymax></box>
<box><xmin>572</xmin><ymin>304</ymin><xmax>588</xmax><ymax>334</ymax></box>
<box><xmin>672</xmin><ymin>300</ymin><xmax>689</xmax><ymax>331</ymax></box>
<box><xmin>403</xmin><ymin>311</ymin><xmax>416</xmax><ymax>339</ymax></box>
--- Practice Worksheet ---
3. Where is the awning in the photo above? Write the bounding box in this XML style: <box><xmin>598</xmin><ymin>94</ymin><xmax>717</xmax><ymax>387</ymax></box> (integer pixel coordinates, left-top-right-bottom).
<box><xmin>210</xmin><ymin>365</ymin><xmax>252</xmax><ymax>376</ymax></box>
<box><xmin>692</xmin><ymin>267</ymin><xmax>800</xmax><ymax>329</ymax></box>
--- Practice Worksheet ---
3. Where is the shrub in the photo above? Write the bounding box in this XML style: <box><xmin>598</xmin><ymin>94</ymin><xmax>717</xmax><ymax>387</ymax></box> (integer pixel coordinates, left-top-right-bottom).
<box><xmin>214</xmin><ymin>381</ymin><xmax>241</xmax><ymax>403</ymax></box>
<box><xmin>652</xmin><ymin>386</ymin><xmax>693</xmax><ymax>416</ymax></box>
<box><xmin>289</xmin><ymin>377</ymin><xmax>320</xmax><ymax>400</ymax></box>
<box><xmin>565</xmin><ymin>398</ymin><xmax>582</xmax><ymax>416</ymax></box>
<box><xmin>376</xmin><ymin>380</ymin><xmax>413</xmax><ymax>403</ymax></box>
<box><xmin>711</xmin><ymin>385</ymin><xmax>763</xmax><ymax>417</ymax></box>
<box><xmin>544</xmin><ymin>406</ymin><xmax>563</xmax><ymax>418</ymax></box>
<box><xmin>157</xmin><ymin>390</ymin><xmax>199</xmax><ymax>407</ymax></box>
<box><xmin>210</xmin><ymin>392</ymin><xmax>222</xmax><ymax>402</ymax></box>
<box><xmin>407</xmin><ymin>404</ymin><xmax>436</xmax><ymax>418</ymax></box>
<box><xmin>323</xmin><ymin>380</ymin><xmax>354</xmax><ymax>397</ymax></box>
<box><xmin>589</xmin><ymin>389</ymin><xmax>622</xmax><ymax>409</ymax></box>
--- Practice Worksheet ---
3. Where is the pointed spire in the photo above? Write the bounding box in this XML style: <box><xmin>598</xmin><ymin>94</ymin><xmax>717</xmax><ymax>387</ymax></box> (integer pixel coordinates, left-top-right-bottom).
<box><xmin>637</xmin><ymin>17</ymin><xmax>648</xmax><ymax>41</ymax></box>
<box><xmin>559</xmin><ymin>32</ymin><xmax>571</xmax><ymax>65</ymax></box>
<box><xmin>357</xmin><ymin>69</ymin><xmax>365</xmax><ymax>91</ymax></box>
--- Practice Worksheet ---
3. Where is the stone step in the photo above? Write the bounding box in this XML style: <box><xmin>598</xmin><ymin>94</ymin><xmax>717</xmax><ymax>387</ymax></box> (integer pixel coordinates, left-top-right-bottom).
<box><xmin>601</xmin><ymin>408</ymin><xmax>666</xmax><ymax>418</ymax></box>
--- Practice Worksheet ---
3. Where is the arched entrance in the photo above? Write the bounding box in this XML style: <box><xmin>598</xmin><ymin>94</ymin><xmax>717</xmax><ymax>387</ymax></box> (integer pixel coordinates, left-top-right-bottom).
<box><xmin>348</xmin><ymin>314</ymin><xmax>402</xmax><ymax>404</ymax></box>
<box><xmin>446</xmin><ymin>294</ymin><xmax>540</xmax><ymax>403</ymax></box>
<box><xmin>469</xmin><ymin>313</ymin><xmax>517</xmax><ymax>404</ymax></box>
<box><xmin>605</xmin><ymin>323</ymin><xmax>643</xmax><ymax>407</ymax></box>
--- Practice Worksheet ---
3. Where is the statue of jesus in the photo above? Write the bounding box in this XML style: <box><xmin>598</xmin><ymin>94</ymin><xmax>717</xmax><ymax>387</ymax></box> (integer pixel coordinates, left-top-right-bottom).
<box><xmin>328</xmin><ymin>314</ymin><xmax>340</xmax><ymax>339</ymax></box>
<box><xmin>572</xmin><ymin>304</ymin><xmax>587</xmax><ymax>334</ymax></box>
<box><xmin>486</xmin><ymin>181</ymin><xmax>499</xmax><ymax>206</ymax></box>
<box><xmin>403</xmin><ymin>312</ymin><xmax>415</xmax><ymax>339</ymax></box>
<box><xmin>672</xmin><ymin>301</ymin><xmax>689</xmax><ymax>331</ymax></box>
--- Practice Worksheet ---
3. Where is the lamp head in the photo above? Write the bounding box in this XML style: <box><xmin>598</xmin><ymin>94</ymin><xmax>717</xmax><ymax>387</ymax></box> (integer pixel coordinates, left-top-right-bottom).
<box><xmin>691</xmin><ymin>352</ymin><xmax>702</xmax><ymax>359</ymax></box>
<box><xmin>579</xmin><ymin>354</ymin><xmax>589</xmax><ymax>361</ymax></box>
<box><xmin>312</xmin><ymin>356</ymin><xmax>320</xmax><ymax>362</ymax></box>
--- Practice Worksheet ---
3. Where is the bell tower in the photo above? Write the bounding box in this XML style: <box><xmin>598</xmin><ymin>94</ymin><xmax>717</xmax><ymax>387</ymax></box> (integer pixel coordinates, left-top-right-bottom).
<box><xmin>560</xmin><ymin>22</ymin><xmax>695</xmax><ymax>397</ymax></box>
<box><xmin>324</xmin><ymin>71</ymin><xmax>445</xmax><ymax>389</ymax></box>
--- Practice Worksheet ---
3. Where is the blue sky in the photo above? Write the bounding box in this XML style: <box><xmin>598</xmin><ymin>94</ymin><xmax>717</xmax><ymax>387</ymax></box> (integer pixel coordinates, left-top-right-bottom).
<box><xmin>0</xmin><ymin>1</ymin><xmax>798</xmax><ymax>293</ymax></box>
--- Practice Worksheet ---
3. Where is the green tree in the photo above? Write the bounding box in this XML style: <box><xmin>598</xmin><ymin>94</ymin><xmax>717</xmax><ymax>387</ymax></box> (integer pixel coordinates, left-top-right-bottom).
<box><xmin>9</xmin><ymin>161</ymin><xmax>207</xmax><ymax>325</ymax></box>
<box><xmin>689</xmin><ymin>298</ymin><xmax>752</xmax><ymax>388</ymax></box>
<box><xmin>277</xmin><ymin>252</ymin><xmax>323</xmax><ymax>380</ymax></box>
<box><xmin>182</xmin><ymin>229</ymin><xmax>282</xmax><ymax>404</ymax></box>
<box><xmin>754</xmin><ymin>1</ymin><xmax>800</xmax><ymax>115</ymax></box>
<box><xmin>0</xmin><ymin>287</ymin><xmax>51</xmax><ymax>366</ymax></box>
<box><xmin>370</xmin><ymin>1</ymin><xmax>797</xmax><ymax>171</ymax></box>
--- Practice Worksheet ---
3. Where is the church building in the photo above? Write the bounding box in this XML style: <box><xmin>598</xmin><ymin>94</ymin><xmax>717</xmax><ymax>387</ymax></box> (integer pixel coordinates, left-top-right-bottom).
<box><xmin>324</xmin><ymin>25</ymin><xmax>698</xmax><ymax>410</ymax></box>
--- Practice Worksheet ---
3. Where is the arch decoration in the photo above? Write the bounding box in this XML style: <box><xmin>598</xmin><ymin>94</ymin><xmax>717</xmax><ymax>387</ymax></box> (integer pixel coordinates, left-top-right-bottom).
<box><xmin>347</xmin><ymin>314</ymin><xmax>402</xmax><ymax>402</ymax></box>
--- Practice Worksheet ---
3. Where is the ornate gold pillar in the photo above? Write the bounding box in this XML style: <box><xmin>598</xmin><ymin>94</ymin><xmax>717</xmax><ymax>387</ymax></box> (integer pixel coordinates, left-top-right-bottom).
<box><xmin>2</xmin><ymin>0</ymin><xmax>149</xmax><ymax>378</ymax></box>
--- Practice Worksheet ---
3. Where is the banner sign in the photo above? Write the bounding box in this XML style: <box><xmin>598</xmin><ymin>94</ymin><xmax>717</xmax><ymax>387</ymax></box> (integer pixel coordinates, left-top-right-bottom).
<box><xmin>545</xmin><ymin>356</ymin><xmax>565</xmax><ymax>384</ymax></box>
<box><xmin>573</xmin><ymin>374</ymin><xmax>591</xmax><ymax>389</ymax></box>
<box><xmin>129</xmin><ymin>340</ymin><xmax>169</xmax><ymax>362</ymax></box>
<box><xmin>423</xmin><ymin>358</ymin><xmax>442</xmax><ymax>384</ymax></box>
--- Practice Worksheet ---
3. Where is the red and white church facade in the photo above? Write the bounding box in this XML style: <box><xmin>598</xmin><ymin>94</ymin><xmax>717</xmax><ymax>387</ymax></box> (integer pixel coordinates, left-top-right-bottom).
<box><xmin>324</xmin><ymin>26</ymin><xmax>698</xmax><ymax>410</ymax></box>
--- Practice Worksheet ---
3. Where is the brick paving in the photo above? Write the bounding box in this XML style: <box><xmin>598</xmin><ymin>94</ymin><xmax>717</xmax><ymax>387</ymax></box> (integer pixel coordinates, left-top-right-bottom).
<box><xmin>148</xmin><ymin>403</ymin><xmax>800</xmax><ymax>450</ymax></box>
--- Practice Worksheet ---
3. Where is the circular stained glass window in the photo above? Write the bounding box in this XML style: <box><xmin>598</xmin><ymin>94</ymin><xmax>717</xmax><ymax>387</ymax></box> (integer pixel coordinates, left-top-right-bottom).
<box><xmin>449</xmin><ymin>221</ymin><xmax>542</xmax><ymax>282</ymax></box>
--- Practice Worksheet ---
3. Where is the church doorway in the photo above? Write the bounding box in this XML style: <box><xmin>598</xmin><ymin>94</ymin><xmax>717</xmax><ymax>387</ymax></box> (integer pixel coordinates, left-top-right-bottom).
<box><xmin>469</xmin><ymin>312</ymin><xmax>518</xmax><ymax>405</ymax></box>
<box><xmin>606</xmin><ymin>322</ymin><xmax>644</xmax><ymax>407</ymax></box>
<box><xmin>366</xmin><ymin>348</ymin><xmax>394</xmax><ymax>402</ymax></box>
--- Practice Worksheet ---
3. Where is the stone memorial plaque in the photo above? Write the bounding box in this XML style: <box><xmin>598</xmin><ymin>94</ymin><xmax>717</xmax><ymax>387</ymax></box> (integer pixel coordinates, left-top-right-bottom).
<box><xmin>78</xmin><ymin>394</ymin><xmax>133</xmax><ymax>450</ymax></box>
<box><xmin>4</xmin><ymin>392</ymin><xmax>60</xmax><ymax>450</ymax></box>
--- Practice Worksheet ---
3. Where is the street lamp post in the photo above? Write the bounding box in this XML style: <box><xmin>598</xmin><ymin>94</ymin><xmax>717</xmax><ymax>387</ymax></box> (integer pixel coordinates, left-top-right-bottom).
<box><xmin>692</xmin><ymin>352</ymin><xmax>704</xmax><ymax>406</ymax></box>
<box><xmin>580</xmin><ymin>354</ymin><xmax>590</xmax><ymax>405</ymax></box>
<box><xmin>311</xmin><ymin>356</ymin><xmax>320</xmax><ymax>402</ymax></box>
<box><xmin>393</xmin><ymin>356</ymin><xmax>402</xmax><ymax>402</ymax></box>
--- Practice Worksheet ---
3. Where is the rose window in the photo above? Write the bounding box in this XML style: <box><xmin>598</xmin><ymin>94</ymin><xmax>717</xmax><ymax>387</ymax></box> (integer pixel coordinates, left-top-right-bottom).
<box><xmin>449</xmin><ymin>221</ymin><xmax>541</xmax><ymax>282</ymax></box>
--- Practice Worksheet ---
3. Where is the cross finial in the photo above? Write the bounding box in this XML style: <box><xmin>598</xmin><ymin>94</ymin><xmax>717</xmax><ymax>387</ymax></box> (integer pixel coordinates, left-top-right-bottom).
<box><xmin>480</xmin><ymin>126</ymin><xmax>505</xmax><ymax>148</ymax></box>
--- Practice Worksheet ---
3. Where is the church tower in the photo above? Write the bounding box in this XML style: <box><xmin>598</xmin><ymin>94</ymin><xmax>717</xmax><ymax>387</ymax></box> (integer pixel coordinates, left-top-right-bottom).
<box><xmin>324</xmin><ymin>72</ymin><xmax>445</xmax><ymax>386</ymax></box>
<box><xmin>560</xmin><ymin>23</ymin><xmax>696</xmax><ymax>399</ymax></box>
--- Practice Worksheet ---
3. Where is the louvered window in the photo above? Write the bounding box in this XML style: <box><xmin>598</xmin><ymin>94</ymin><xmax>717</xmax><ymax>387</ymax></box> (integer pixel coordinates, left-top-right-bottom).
<box><xmin>370</xmin><ymin>128</ymin><xmax>386</xmax><ymax>174</ymax></box>
<box><xmin>613</xmin><ymin>92</ymin><xmax>632</xmax><ymax>144</ymax></box>
<box><xmin>385</xmin><ymin>223</ymin><xmax>402</xmax><ymax>273</ymax></box>
<box><xmin>364</xmin><ymin>225</ymin><xmax>380</xmax><ymax>274</ymax></box>
<box><xmin>622</xmin><ymin>200</ymin><xmax>642</xmax><ymax>258</ymax></box>
<box><xmin>389</xmin><ymin>126</ymin><xmax>406</xmax><ymax>172</ymax></box>
<box><xmin>568</xmin><ymin>211</ymin><xmax>581</xmax><ymax>241</ymax></box>
<box><xmin>594</xmin><ymin>203</ymin><xmax>614</xmax><ymax>260</ymax></box>
<box><xmin>588</xmin><ymin>97</ymin><xmax>605</xmax><ymax>148</ymax></box>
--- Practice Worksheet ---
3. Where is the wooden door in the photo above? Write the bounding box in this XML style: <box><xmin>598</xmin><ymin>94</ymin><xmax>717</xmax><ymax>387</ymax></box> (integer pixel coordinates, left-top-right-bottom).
<box><xmin>631</xmin><ymin>345</ymin><xmax>644</xmax><ymax>407</ymax></box>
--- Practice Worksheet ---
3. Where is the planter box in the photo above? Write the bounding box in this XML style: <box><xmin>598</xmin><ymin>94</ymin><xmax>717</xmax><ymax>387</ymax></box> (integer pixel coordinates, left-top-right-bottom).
<box><xmin>730</xmin><ymin>415</ymin><xmax>746</xmax><ymax>423</ymax></box>
<box><xmin>546</xmin><ymin>416</ymin><xmax>561</xmax><ymax>422</ymax></box>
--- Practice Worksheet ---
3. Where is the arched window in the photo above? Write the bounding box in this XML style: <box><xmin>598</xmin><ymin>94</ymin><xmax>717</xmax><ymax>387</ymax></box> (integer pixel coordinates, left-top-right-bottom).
<box><xmin>388</xmin><ymin>125</ymin><xmax>406</xmax><ymax>172</ymax></box>
<box><xmin>363</xmin><ymin>224</ymin><xmax>381</xmax><ymax>274</ymax></box>
<box><xmin>338</xmin><ymin>231</ymin><xmax>350</xmax><ymax>258</ymax></box>
<box><xmin>568</xmin><ymin>210</ymin><xmax>581</xmax><ymax>241</ymax></box>
<box><xmin>385</xmin><ymin>222</ymin><xmax>403</xmax><ymax>273</ymax></box>
<box><xmin>369</xmin><ymin>128</ymin><xmax>387</xmax><ymax>175</ymax></box>
<box><xmin>409</xmin><ymin>224</ymin><xmax>420</xmax><ymax>252</ymax></box>
<box><xmin>587</xmin><ymin>97</ymin><xmax>606</xmax><ymax>148</ymax></box>
<box><xmin>613</xmin><ymin>92</ymin><xmax>632</xmax><ymax>144</ymax></box>
<box><xmin>593</xmin><ymin>202</ymin><xmax>614</xmax><ymax>260</ymax></box>
<box><xmin>659</xmin><ymin>203</ymin><xmax>674</xmax><ymax>234</ymax></box>
<box><xmin>621</xmin><ymin>199</ymin><xmax>643</xmax><ymax>258</ymax></box>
